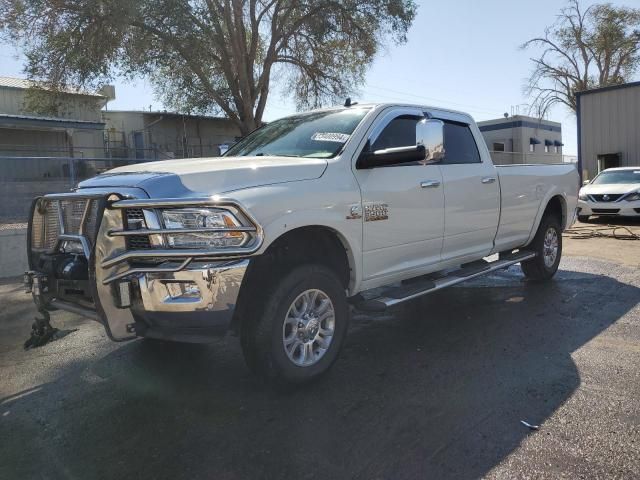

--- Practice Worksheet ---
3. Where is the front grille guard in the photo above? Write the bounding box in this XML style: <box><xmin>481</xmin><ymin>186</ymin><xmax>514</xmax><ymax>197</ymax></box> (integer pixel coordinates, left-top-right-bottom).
<box><xmin>28</xmin><ymin>194</ymin><xmax>263</xmax><ymax>286</ymax></box>
<box><xmin>28</xmin><ymin>192</ymin><xmax>108</xmax><ymax>264</ymax></box>
<box><xmin>100</xmin><ymin>197</ymin><xmax>263</xmax><ymax>285</ymax></box>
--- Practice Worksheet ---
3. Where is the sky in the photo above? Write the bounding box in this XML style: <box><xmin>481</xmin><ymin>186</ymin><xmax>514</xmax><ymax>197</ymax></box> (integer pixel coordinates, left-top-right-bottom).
<box><xmin>1</xmin><ymin>0</ymin><xmax>639</xmax><ymax>156</ymax></box>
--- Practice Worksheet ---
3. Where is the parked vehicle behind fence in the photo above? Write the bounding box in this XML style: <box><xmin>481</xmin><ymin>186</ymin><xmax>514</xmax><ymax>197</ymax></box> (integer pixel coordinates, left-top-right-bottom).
<box><xmin>24</xmin><ymin>103</ymin><xmax>579</xmax><ymax>383</ymax></box>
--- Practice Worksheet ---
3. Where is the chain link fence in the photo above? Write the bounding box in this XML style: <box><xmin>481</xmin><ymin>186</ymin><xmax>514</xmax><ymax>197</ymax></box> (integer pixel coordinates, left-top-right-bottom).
<box><xmin>0</xmin><ymin>138</ymin><xmax>232</xmax><ymax>225</ymax></box>
<box><xmin>1</xmin><ymin>156</ymin><xmax>158</xmax><ymax>225</ymax></box>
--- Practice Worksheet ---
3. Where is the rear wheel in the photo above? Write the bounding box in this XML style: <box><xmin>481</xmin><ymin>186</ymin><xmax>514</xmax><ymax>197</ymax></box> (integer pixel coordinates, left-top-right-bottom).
<box><xmin>240</xmin><ymin>264</ymin><xmax>349</xmax><ymax>384</ymax></box>
<box><xmin>521</xmin><ymin>215</ymin><xmax>562</xmax><ymax>281</ymax></box>
<box><xmin>577</xmin><ymin>215</ymin><xmax>590</xmax><ymax>223</ymax></box>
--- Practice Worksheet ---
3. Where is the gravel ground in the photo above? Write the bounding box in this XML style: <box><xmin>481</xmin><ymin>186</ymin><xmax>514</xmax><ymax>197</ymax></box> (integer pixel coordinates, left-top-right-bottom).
<box><xmin>0</xmin><ymin>243</ymin><xmax>639</xmax><ymax>479</ymax></box>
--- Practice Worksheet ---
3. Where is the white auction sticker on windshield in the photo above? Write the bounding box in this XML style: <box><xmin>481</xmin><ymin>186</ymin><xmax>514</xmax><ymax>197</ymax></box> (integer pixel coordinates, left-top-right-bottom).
<box><xmin>311</xmin><ymin>132</ymin><xmax>351</xmax><ymax>143</ymax></box>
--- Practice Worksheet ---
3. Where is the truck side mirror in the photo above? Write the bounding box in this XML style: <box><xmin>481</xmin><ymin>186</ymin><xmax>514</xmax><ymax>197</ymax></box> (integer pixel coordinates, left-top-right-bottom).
<box><xmin>356</xmin><ymin>116</ymin><xmax>443</xmax><ymax>169</ymax></box>
<box><xmin>356</xmin><ymin>144</ymin><xmax>427</xmax><ymax>169</ymax></box>
<box><xmin>416</xmin><ymin>119</ymin><xmax>445</xmax><ymax>164</ymax></box>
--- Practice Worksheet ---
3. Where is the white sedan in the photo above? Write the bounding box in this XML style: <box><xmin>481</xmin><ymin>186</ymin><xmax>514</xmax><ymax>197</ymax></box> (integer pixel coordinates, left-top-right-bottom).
<box><xmin>577</xmin><ymin>167</ymin><xmax>640</xmax><ymax>222</ymax></box>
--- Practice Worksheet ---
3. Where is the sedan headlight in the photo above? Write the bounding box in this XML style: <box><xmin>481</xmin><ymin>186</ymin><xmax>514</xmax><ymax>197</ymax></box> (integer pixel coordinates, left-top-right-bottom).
<box><xmin>578</xmin><ymin>191</ymin><xmax>589</xmax><ymax>201</ymax></box>
<box><xmin>624</xmin><ymin>191</ymin><xmax>640</xmax><ymax>202</ymax></box>
<box><xmin>161</xmin><ymin>208</ymin><xmax>248</xmax><ymax>248</ymax></box>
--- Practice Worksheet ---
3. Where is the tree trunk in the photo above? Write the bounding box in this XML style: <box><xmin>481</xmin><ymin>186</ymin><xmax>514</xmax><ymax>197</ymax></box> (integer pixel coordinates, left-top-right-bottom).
<box><xmin>237</xmin><ymin>115</ymin><xmax>259</xmax><ymax>136</ymax></box>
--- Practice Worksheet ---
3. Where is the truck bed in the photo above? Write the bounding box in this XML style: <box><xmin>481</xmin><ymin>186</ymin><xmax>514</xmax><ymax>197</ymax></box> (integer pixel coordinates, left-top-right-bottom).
<box><xmin>494</xmin><ymin>163</ymin><xmax>579</xmax><ymax>253</ymax></box>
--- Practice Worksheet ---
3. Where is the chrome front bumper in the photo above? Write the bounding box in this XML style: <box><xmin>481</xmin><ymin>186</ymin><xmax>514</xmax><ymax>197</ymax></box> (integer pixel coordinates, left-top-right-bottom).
<box><xmin>28</xmin><ymin>258</ymin><xmax>251</xmax><ymax>342</ymax></box>
<box><xmin>129</xmin><ymin>259</ymin><xmax>249</xmax><ymax>341</ymax></box>
<box><xmin>139</xmin><ymin>260</ymin><xmax>249</xmax><ymax>313</ymax></box>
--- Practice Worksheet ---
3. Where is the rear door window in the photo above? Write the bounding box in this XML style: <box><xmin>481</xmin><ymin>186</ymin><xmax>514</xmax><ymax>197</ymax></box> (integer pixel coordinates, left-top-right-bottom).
<box><xmin>441</xmin><ymin>121</ymin><xmax>481</xmax><ymax>164</ymax></box>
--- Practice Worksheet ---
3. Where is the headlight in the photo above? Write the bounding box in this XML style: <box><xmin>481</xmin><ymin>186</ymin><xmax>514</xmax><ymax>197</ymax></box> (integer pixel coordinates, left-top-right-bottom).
<box><xmin>578</xmin><ymin>191</ymin><xmax>589</xmax><ymax>201</ymax></box>
<box><xmin>161</xmin><ymin>208</ymin><xmax>248</xmax><ymax>248</ymax></box>
<box><xmin>624</xmin><ymin>191</ymin><xmax>640</xmax><ymax>202</ymax></box>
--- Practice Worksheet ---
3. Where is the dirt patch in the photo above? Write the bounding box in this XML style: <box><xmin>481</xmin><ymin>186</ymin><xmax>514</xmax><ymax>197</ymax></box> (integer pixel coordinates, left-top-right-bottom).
<box><xmin>564</xmin><ymin>218</ymin><xmax>640</xmax><ymax>268</ymax></box>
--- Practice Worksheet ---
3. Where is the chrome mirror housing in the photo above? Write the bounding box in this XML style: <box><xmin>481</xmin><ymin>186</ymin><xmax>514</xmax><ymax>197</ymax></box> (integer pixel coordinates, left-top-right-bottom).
<box><xmin>416</xmin><ymin>119</ymin><xmax>445</xmax><ymax>163</ymax></box>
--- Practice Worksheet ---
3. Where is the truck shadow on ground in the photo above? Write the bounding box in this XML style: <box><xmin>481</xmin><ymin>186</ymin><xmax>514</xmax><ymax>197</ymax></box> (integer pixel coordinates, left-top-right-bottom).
<box><xmin>2</xmin><ymin>265</ymin><xmax>639</xmax><ymax>479</ymax></box>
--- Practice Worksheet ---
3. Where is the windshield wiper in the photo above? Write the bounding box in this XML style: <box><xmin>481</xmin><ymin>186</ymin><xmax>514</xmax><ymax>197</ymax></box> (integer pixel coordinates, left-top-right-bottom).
<box><xmin>252</xmin><ymin>152</ymin><xmax>300</xmax><ymax>158</ymax></box>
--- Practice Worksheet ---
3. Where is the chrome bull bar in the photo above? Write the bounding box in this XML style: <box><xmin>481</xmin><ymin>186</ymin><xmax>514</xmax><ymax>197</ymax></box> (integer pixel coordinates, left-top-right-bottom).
<box><xmin>99</xmin><ymin>197</ymin><xmax>263</xmax><ymax>285</ymax></box>
<box><xmin>29</xmin><ymin>192</ymin><xmax>108</xmax><ymax>260</ymax></box>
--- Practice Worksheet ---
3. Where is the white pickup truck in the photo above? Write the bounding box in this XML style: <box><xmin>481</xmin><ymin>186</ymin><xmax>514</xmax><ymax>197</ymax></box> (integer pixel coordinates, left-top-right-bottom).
<box><xmin>25</xmin><ymin>103</ymin><xmax>579</xmax><ymax>383</ymax></box>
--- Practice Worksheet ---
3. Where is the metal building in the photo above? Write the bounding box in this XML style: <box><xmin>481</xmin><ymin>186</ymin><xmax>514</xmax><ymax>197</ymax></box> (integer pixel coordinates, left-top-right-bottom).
<box><xmin>102</xmin><ymin>110</ymin><xmax>241</xmax><ymax>160</ymax></box>
<box><xmin>477</xmin><ymin>115</ymin><xmax>564</xmax><ymax>165</ymax></box>
<box><xmin>0</xmin><ymin>76</ymin><xmax>109</xmax><ymax>159</ymax></box>
<box><xmin>577</xmin><ymin>81</ymin><xmax>640</xmax><ymax>180</ymax></box>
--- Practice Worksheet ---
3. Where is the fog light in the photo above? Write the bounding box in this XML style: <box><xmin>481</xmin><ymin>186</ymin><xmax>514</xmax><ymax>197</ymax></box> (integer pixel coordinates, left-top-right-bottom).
<box><xmin>117</xmin><ymin>281</ymin><xmax>132</xmax><ymax>308</ymax></box>
<box><xmin>166</xmin><ymin>282</ymin><xmax>201</xmax><ymax>300</ymax></box>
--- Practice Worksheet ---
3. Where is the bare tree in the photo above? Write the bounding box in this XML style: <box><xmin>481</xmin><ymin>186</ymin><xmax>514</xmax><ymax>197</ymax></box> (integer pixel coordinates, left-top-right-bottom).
<box><xmin>522</xmin><ymin>0</ymin><xmax>640</xmax><ymax>116</ymax></box>
<box><xmin>0</xmin><ymin>0</ymin><xmax>417</xmax><ymax>134</ymax></box>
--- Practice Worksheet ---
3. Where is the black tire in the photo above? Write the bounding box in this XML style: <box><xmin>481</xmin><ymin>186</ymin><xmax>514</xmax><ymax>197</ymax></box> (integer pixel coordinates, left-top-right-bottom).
<box><xmin>577</xmin><ymin>215</ymin><xmax>590</xmax><ymax>223</ymax></box>
<box><xmin>240</xmin><ymin>264</ymin><xmax>349</xmax><ymax>384</ymax></box>
<box><xmin>521</xmin><ymin>214</ymin><xmax>562</xmax><ymax>281</ymax></box>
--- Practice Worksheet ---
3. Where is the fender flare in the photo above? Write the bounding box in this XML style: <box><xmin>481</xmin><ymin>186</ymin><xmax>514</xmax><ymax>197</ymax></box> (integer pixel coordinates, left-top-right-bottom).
<box><xmin>257</xmin><ymin>217</ymin><xmax>362</xmax><ymax>295</ymax></box>
<box><xmin>525</xmin><ymin>190</ymin><xmax>568</xmax><ymax>246</ymax></box>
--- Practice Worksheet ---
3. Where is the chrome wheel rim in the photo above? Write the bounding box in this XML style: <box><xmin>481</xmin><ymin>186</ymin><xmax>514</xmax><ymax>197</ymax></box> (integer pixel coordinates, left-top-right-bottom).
<box><xmin>543</xmin><ymin>227</ymin><xmax>559</xmax><ymax>268</ymax></box>
<box><xmin>282</xmin><ymin>289</ymin><xmax>335</xmax><ymax>367</ymax></box>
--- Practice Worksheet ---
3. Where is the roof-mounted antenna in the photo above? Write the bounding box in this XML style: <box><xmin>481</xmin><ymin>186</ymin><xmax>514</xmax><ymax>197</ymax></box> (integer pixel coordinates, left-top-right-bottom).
<box><xmin>344</xmin><ymin>97</ymin><xmax>358</xmax><ymax>107</ymax></box>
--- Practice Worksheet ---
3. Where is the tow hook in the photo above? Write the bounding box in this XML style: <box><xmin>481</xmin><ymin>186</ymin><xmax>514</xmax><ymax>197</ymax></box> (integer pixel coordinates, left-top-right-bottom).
<box><xmin>23</xmin><ymin>272</ymin><xmax>62</xmax><ymax>350</ymax></box>
<box><xmin>24</xmin><ymin>308</ymin><xmax>58</xmax><ymax>350</ymax></box>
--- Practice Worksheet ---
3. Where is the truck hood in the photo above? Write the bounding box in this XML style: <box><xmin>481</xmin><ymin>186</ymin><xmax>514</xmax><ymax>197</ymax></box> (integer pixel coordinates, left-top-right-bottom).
<box><xmin>581</xmin><ymin>183</ymin><xmax>640</xmax><ymax>195</ymax></box>
<box><xmin>77</xmin><ymin>156</ymin><xmax>328</xmax><ymax>198</ymax></box>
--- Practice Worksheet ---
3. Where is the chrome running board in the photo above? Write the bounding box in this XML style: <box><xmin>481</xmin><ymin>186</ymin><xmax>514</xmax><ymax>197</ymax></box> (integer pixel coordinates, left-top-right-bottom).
<box><xmin>355</xmin><ymin>251</ymin><xmax>536</xmax><ymax>312</ymax></box>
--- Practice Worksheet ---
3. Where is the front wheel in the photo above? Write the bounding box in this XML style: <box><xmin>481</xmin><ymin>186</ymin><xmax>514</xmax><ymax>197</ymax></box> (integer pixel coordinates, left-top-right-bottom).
<box><xmin>240</xmin><ymin>264</ymin><xmax>349</xmax><ymax>384</ymax></box>
<box><xmin>521</xmin><ymin>215</ymin><xmax>562</xmax><ymax>281</ymax></box>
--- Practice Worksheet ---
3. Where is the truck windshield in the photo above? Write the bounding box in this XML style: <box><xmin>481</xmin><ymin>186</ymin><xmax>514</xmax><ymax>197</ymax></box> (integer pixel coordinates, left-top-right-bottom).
<box><xmin>591</xmin><ymin>170</ymin><xmax>640</xmax><ymax>184</ymax></box>
<box><xmin>225</xmin><ymin>107</ymin><xmax>371</xmax><ymax>159</ymax></box>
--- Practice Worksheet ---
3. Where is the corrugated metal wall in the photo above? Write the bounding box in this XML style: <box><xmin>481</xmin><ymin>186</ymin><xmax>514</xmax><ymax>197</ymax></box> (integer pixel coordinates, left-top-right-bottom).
<box><xmin>579</xmin><ymin>84</ymin><xmax>640</xmax><ymax>179</ymax></box>
<box><xmin>0</xmin><ymin>86</ymin><xmax>103</xmax><ymax>122</ymax></box>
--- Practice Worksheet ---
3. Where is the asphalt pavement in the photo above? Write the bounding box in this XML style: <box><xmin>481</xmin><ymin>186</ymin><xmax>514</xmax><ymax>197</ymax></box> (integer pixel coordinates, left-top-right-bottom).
<box><xmin>1</xmin><ymin>256</ymin><xmax>639</xmax><ymax>479</ymax></box>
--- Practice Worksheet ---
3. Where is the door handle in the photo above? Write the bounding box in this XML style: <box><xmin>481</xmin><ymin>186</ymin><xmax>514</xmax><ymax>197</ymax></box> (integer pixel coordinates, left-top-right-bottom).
<box><xmin>481</xmin><ymin>177</ymin><xmax>497</xmax><ymax>184</ymax></box>
<box><xmin>420</xmin><ymin>180</ymin><xmax>441</xmax><ymax>188</ymax></box>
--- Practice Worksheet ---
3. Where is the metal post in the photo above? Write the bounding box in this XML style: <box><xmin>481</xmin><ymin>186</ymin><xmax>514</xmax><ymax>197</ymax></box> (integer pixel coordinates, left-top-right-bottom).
<box><xmin>69</xmin><ymin>157</ymin><xmax>76</xmax><ymax>187</ymax></box>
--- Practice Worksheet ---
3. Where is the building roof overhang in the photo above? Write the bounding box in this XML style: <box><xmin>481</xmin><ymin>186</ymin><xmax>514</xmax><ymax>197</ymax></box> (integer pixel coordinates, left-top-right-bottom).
<box><xmin>0</xmin><ymin>113</ymin><xmax>105</xmax><ymax>130</ymax></box>
<box><xmin>478</xmin><ymin>119</ymin><xmax>561</xmax><ymax>133</ymax></box>
<box><xmin>575</xmin><ymin>81</ymin><xmax>640</xmax><ymax>97</ymax></box>
<box><xmin>0</xmin><ymin>76</ymin><xmax>105</xmax><ymax>98</ymax></box>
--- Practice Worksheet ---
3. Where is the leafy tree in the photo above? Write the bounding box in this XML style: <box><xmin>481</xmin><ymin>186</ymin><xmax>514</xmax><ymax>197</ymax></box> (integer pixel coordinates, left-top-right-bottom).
<box><xmin>522</xmin><ymin>0</ymin><xmax>640</xmax><ymax>115</ymax></box>
<box><xmin>0</xmin><ymin>0</ymin><xmax>417</xmax><ymax>134</ymax></box>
